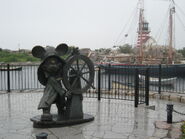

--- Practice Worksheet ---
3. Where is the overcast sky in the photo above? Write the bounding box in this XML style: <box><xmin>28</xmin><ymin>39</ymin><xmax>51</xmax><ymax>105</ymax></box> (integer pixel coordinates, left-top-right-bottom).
<box><xmin>0</xmin><ymin>0</ymin><xmax>185</xmax><ymax>50</ymax></box>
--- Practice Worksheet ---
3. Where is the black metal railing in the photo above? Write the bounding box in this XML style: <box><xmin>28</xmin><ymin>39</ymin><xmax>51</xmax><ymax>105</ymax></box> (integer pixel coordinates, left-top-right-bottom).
<box><xmin>0</xmin><ymin>64</ymin><xmax>43</xmax><ymax>92</ymax></box>
<box><xmin>96</xmin><ymin>65</ymin><xmax>136</xmax><ymax>101</ymax></box>
<box><xmin>1</xmin><ymin>63</ymin><xmax>185</xmax><ymax>95</ymax></box>
<box><xmin>100</xmin><ymin>64</ymin><xmax>185</xmax><ymax>94</ymax></box>
<box><xmin>93</xmin><ymin>66</ymin><xmax>149</xmax><ymax>106</ymax></box>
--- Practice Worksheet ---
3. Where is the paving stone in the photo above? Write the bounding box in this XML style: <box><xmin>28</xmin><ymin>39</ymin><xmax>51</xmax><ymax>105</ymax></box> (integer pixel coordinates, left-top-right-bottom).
<box><xmin>82</xmin><ymin>130</ymin><xmax>94</xmax><ymax>136</ymax></box>
<box><xmin>172</xmin><ymin>122</ymin><xmax>183</xmax><ymax>129</ymax></box>
<box><xmin>90</xmin><ymin>137</ymin><xmax>103</xmax><ymax>139</ymax></box>
<box><xmin>92</xmin><ymin>131</ymin><xmax>105</xmax><ymax>138</ymax></box>
<box><xmin>131</xmin><ymin>128</ymin><xmax>154</xmax><ymax>137</ymax></box>
<box><xmin>95</xmin><ymin>125</ymin><xmax>112</xmax><ymax>131</ymax></box>
<box><xmin>152</xmin><ymin>129</ymin><xmax>168</xmax><ymax>138</ymax></box>
<box><xmin>70</xmin><ymin>123</ymin><xmax>90</xmax><ymax>130</ymax></box>
<box><xmin>49</xmin><ymin>127</ymin><xmax>81</xmax><ymax>138</ymax></box>
<box><xmin>128</xmin><ymin>135</ymin><xmax>151</xmax><ymax>139</ymax></box>
<box><xmin>112</xmin><ymin>125</ymin><xmax>133</xmax><ymax>134</ymax></box>
<box><xmin>45</xmin><ymin>134</ymin><xmax>59</xmax><ymax>139</ymax></box>
<box><xmin>62</xmin><ymin>134</ymin><xmax>86</xmax><ymax>139</ymax></box>
<box><xmin>169</xmin><ymin>127</ymin><xmax>182</xmax><ymax>139</ymax></box>
<box><xmin>154</xmin><ymin>121</ymin><xmax>172</xmax><ymax>130</ymax></box>
<box><xmin>2</xmin><ymin>133</ymin><xmax>32</xmax><ymax>139</ymax></box>
<box><xmin>147</xmin><ymin>137</ymin><xmax>160</xmax><ymax>139</ymax></box>
<box><xmin>103</xmin><ymin>131</ymin><xmax>128</xmax><ymax>139</ymax></box>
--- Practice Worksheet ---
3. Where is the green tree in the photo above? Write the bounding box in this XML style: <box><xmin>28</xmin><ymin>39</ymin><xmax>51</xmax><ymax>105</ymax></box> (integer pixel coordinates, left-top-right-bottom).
<box><xmin>178</xmin><ymin>47</ymin><xmax>185</xmax><ymax>58</ymax></box>
<box><xmin>0</xmin><ymin>50</ymin><xmax>40</xmax><ymax>62</ymax></box>
<box><xmin>117</xmin><ymin>44</ymin><xmax>133</xmax><ymax>54</ymax></box>
<box><xmin>95</xmin><ymin>48</ymin><xmax>111</xmax><ymax>55</ymax></box>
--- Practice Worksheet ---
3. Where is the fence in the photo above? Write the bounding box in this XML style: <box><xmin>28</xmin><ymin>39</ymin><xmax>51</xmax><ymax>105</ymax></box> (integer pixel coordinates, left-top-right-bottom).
<box><xmin>100</xmin><ymin>64</ymin><xmax>185</xmax><ymax>94</ymax></box>
<box><xmin>0</xmin><ymin>64</ymin><xmax>43</xmax><ymax>91</ymax></box>
<box><xmin>0</xmin><ymin>63</ymin><xmax>185</xmax><ymax>95</ymax></box>
<box><xmin>97</xmin><ymin>65</ymin><xmax>149</xmax><ymax>106</ymax></box>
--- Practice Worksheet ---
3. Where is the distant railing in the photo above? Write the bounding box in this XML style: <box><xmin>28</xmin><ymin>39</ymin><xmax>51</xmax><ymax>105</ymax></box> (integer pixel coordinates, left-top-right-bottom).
<box><xmin>0</xmin><ymin>64</ymin><xmax>43</xmax><ymax>92</ymax></box>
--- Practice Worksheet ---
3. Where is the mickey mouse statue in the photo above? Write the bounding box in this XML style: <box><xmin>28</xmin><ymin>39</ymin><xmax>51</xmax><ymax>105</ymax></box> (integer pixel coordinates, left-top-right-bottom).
<box><xmin>30</xmin><ymin>43</ymin><xmax>94</xmax><ymax>128</ymax></box>
<box><xmin>32</xmin><ymin>43</ymin><xmax>69</xmax><ymax>121</ymax></box>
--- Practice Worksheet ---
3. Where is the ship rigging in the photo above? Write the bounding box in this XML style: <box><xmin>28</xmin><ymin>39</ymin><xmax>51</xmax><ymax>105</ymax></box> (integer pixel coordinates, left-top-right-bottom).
<box><xmin>137</xmin><ymin>0</ymin><xmax>176</xmax><ymax>64</ymax></box>
<box><xmin>114</xmin><ymin>0</ymin><xmax>185</xmax><ymax>65</ymax></box>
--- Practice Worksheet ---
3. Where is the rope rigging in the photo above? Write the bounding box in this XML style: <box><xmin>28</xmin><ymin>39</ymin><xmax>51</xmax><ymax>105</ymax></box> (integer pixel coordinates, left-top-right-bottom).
<box><xmin>118</xmin><ymin>7</ymin><xmax>138</xmax><ymax>45</ymax></box>
<box><xmin>176</xmin><ymin>13</ymin><xmax>185</xmax><ymax>35</ymax></box>
<box><xmin>174</xmin><ymin>2</ymin><xmax>185</xmax><ymax>32</ymax></box>
<box><xmin>154</xmin><ymin>6</ymin><xmax>170</xmax><ymax>45</ymax></box>
<box><xmin>113</xmin><ymin>0</ymin><xmax>185</xmax><ymax>51</ymax></box>
<box><xmin>171</xmin><ymin>1</ymin><xmax>185</xmax><ymax>49</ymax></box>
<box><xmin>114</xmin><ymin>2</ymin><xmax>140</xmax><ymax>47</ymax></box>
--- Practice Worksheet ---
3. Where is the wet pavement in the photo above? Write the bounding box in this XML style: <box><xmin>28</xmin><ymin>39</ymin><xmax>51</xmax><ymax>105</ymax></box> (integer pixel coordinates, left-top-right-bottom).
<box><xmin>0</xmin><ymin>92</ymin><xmax>185</xmax><ymax>139</ymax></box>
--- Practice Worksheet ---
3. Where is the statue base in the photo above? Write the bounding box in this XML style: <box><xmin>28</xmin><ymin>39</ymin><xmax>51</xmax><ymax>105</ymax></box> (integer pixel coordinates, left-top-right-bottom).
<box><xmin>30</xmin><ymin>114</ymin><xmax>94</xmax><ymax>128</ymax></box>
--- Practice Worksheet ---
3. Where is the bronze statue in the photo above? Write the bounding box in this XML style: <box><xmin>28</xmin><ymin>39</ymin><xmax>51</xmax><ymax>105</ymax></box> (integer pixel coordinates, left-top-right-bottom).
<box><xmin>32</xmin><ymin>44</ymin><xmax>69</xmax><ymax>121</ymax></box>
<box><xmin>31</xmin><ymin>43</ymin><xmax>95</xmax><ymax>128</ymax></box>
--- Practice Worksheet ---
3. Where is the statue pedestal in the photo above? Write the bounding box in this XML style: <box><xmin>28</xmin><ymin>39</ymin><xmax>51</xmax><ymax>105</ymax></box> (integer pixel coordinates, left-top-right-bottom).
<box><xmin>30</xmin><ymin>114</ymin><xmax>94</xmax><ymax>128</ymax></box>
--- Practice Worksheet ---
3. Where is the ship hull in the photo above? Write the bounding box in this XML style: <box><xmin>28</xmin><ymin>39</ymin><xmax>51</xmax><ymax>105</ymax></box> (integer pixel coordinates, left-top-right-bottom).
<box><xmin>100</xmin><ymin>64</ymin><xmax>185</xmax><ymax>77</ymax></box>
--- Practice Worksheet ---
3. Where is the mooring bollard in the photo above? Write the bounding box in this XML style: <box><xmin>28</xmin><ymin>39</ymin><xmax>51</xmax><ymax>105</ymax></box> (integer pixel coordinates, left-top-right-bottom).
<box><xmin>166</xmin><ymin>104</ymin><xmax>173</xmax><ymax>124</ymax></box>
<box><xmin>36</xmin><ymin>132</ymin><xmax>48</xmax><ymax>139</ymax></box>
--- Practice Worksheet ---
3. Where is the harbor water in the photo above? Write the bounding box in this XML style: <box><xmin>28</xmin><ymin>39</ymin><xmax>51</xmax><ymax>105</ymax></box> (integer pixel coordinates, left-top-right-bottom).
<box><xmin>0</xmin><ymin>65</ymin><xmax>185</xmax><ymax>93</ymax></box>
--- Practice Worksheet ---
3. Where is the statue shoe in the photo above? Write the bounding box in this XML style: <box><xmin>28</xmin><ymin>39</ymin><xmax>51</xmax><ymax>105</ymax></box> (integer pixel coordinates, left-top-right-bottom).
<box><xmin>41</xmin><ymin>114</ymin><xmax>53</xmax><ymax>121</ymax></box>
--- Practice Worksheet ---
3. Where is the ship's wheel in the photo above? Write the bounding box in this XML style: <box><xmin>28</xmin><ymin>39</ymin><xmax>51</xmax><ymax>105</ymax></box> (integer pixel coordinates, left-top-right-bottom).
<box><xmin>62</xmin><ymin>54</ymin><xmax>95</xmax><ymax>94</ymax></box>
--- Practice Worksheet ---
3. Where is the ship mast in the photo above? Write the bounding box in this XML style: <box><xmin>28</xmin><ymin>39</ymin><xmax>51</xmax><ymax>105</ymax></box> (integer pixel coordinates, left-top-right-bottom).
<box><xmin>137</xmin><ymin>0</ymin><xmax>150</xmax><ymax>64</ymax></box>
<box><xmin>139</xmin><ymin>0</ymin><xmax>144</xmax><ymax>63</ymax></box>
<box><xmin>168</xmin><ymin>0</ymin><xmax>175</xmax><ymax>64</ymax></box>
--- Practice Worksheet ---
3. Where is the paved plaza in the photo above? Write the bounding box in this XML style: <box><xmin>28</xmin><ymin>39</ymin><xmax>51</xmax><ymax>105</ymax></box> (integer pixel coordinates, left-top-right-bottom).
<box><xmin>0</xmin><ymin>91</ymin><xmax>185</xmax><ymax>139</ymax></box>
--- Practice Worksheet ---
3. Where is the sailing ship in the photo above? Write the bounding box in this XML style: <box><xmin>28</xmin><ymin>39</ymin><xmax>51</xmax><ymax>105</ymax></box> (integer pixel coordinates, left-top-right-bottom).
<box><xmin>100</xmin><ymin>0</ymin><xmax>185</xmax><ymax>77</ymax></box>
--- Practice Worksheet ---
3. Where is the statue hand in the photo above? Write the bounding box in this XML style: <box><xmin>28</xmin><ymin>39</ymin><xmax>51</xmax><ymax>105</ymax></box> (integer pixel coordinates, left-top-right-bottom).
<box><xmin>66</xmin><ymin>91</ymin><xmax>72</xmax><ymax>99</ymax></box>
<box><xmin>56</xmin><ymin>77</ymin><xmax>62</xmax><ymax>81</ymax></box>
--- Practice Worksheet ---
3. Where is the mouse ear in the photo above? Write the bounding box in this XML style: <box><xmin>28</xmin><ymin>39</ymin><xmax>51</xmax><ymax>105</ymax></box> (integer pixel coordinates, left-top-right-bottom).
<box><xmin>56</xmin><ymin>43</ymin><xmax>68</xmax><ymax>56</ymax></box>
<box><xmin>32</xmin><ymin>46</ymin><xmax>46</xmax><ymax>59</ymax></box>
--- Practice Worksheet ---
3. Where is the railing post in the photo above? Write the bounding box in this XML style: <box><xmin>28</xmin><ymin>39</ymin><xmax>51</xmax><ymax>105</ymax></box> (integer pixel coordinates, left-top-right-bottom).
<box><xmin>98</xmin><ymin>66</ymin><xmax>101</xmax><ymax>101</ymax></box>
<box><xmin>7</xmin><ymin>64</ymin><xmax>11</xmax><ymax>92</ymax></box>
<box><xmin>166</xmin><ymin>104</ymin><xmax>173</xmax><ymax>123</ymax></box>
<box><xmin>135</xmin><ymin>69</ymin><xmax>139</xmax><ymax>107</ymax></box>
<box><xmin>158</xmin><ymin>64</ymin><xmax>161</xmax><ymax>94</ymax></box>
<box><xmin>108</xmin><ymin>64</ymin><xmax>111</xmax><ymax>91</ymax></box>
<box><xmin>145</xmin><ymin>68</ymin><xmax>149</xmax><ymax>106</ymax></box>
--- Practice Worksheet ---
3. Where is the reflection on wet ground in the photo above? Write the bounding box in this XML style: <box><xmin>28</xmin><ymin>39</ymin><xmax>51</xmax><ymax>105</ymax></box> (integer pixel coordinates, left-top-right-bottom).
<box><xmin>0</xmin><ymin>92</ymin><xmax>185</xmax><ymax>139</ymax></box>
